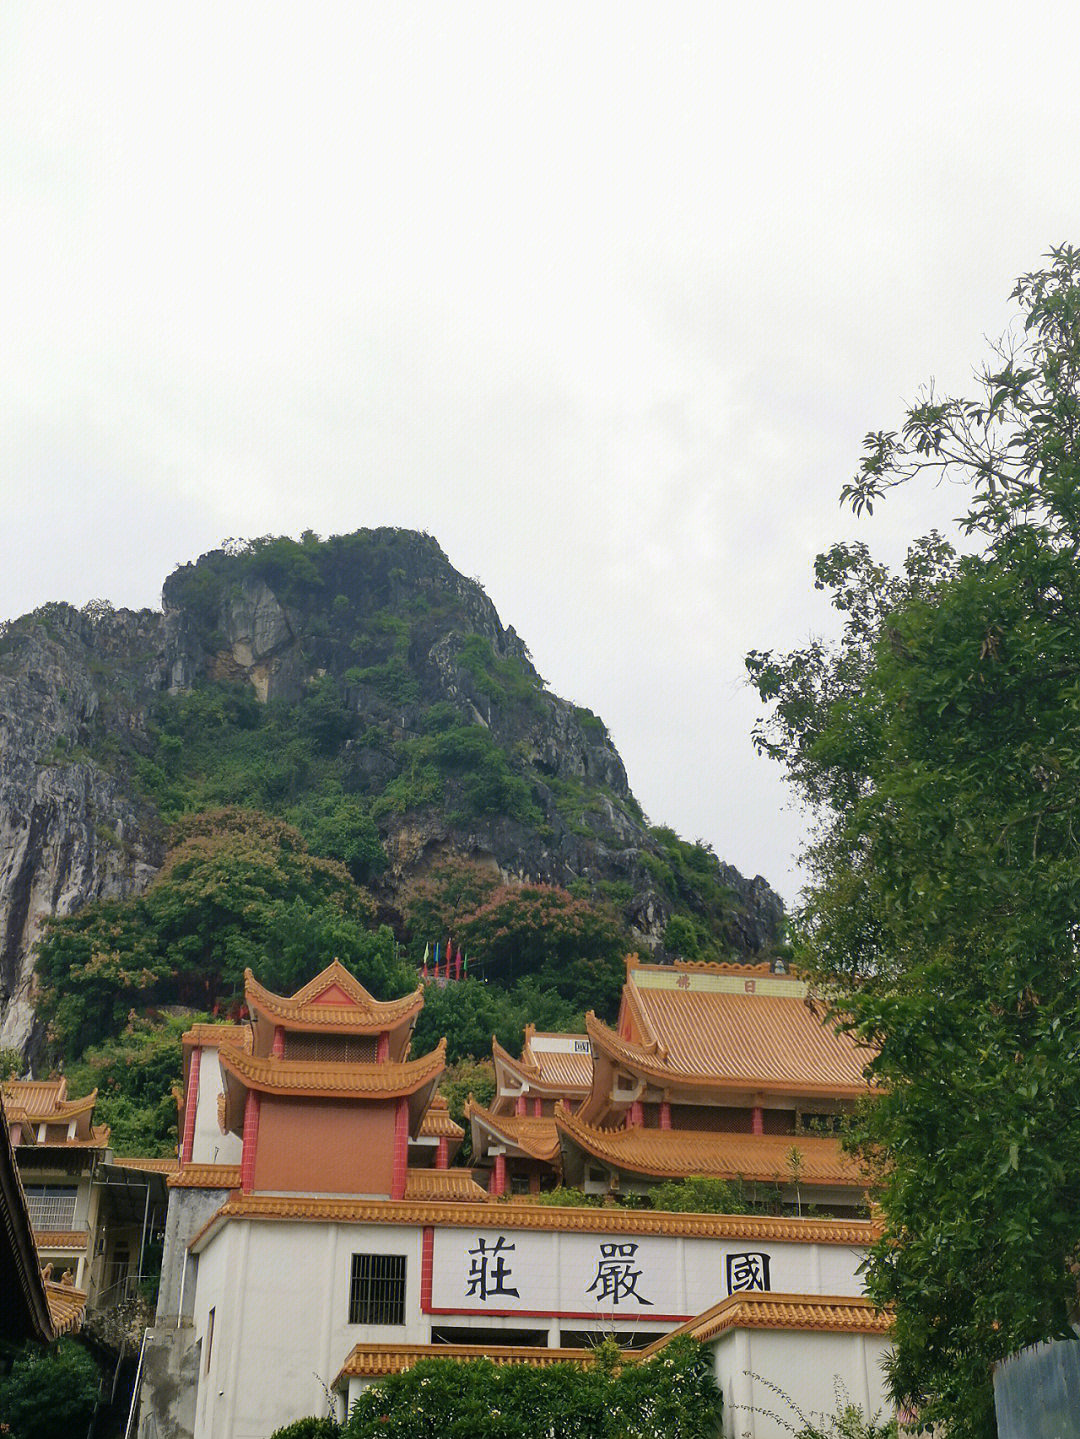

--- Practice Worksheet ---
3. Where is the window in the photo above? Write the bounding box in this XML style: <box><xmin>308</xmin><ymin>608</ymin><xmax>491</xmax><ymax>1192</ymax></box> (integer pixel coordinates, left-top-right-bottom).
<box><xmin>23</xmin><ymin>1185</ymin><xmax>77</xmax><ymax>1229</ymax></box>
<box><xmin>349</xmin><ymin>1253</ymin><xmax>406</xmax><ymax>1325</ymax></box>
<box><xmin>285</xmin><ymin>1033</ymin><xmax>377</xmax><ymax>1063</ymax></box>
<box><xmin>205</xmin><ymin>1307</ymin><xmax>215</xmax><ymax>1372</ymax></box>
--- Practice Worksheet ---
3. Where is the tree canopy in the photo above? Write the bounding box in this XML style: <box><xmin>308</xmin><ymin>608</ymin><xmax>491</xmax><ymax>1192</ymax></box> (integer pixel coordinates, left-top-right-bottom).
<box><xmin>747</xmin><ymin>245</ymin><xmax>1080</xmax><ymax>1438</ymax></box>
<box><xmin>274</xmin><ymin>1336</ymin><xmax>719</xmax><ymax>1439</ymax></box>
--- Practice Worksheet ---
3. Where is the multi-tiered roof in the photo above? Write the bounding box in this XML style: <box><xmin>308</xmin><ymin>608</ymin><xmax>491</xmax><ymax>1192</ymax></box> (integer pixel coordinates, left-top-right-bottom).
<box><xmin>469</xmin><ymin>956</ymin><xmax>875</xmax><ymax>1211</ymax></box>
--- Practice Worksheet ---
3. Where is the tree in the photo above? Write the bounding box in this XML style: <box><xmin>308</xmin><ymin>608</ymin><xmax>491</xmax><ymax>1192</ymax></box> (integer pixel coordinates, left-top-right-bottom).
<box><xmin>36</xmin><ymin>809</ymin><xmax>413</xmax><ymax>1060</ymax></box>
<box><xmin>747</xmin><ymin>246</ymin><xmax>1080</xmax><ymax>1438</ymax></box>
<box><xmin>338</xmin><ymin>1336</ymin><xmax>719</xmax><ymax>1439</ymax></box>
<box><xmin>0</xmin><ymin>1339</ymin><xmax>101</xmax><ymax>1439</ymax></box>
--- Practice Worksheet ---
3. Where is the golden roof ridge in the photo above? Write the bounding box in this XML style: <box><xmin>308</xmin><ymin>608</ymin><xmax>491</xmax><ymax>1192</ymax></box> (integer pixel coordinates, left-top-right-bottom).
<box><xmin>639</xmin><ymin>1291</ymin><xmax>891</xmax><ymax>1353</ymax></box>
<box><xmin>219</xmin><ymin>1038</ymin><xmax>447</xmax><ymax>1098</ymax></box>
<box><xmin>188</xmin><ymin>1193</ymin><xmax>881</xmax><ymax>1252</ymax></box>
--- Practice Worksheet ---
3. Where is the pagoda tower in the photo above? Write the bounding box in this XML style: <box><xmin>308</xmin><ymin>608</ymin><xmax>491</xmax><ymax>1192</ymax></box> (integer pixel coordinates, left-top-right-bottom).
<box><xmin>217</xmin><ymin>961</ymin><xmax>446</xmax><ymax>1199</ymax></box>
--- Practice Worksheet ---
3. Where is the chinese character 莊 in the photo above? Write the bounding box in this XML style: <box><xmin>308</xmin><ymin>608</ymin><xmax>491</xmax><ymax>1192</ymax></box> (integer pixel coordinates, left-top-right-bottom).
<box><xmin>466</xmin><ymin>1235</ymin><xmax>520</xmax><ymax>1300</ymax></box>
<box><xmin>726</xmin><ymin>1251</ymin><xmax>770</xmax><ymax>1294</ymax></box>
<box><xmin>586</xmin><ymin>1242</ymin><xmax>654</xmax><ymax>1306</ymax></box>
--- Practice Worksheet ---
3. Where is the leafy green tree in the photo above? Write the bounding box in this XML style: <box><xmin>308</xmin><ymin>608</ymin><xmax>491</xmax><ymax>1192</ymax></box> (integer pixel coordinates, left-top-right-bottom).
<box><xmin>747</xmin><ymin>245</ymin><xmax>1080</xmax><ymax>1438</ymax></box>
<box><xmin>63</xmin><ymin>1013</ymin><xmax>198</xmax><ymax>1156</ymax></box>
<box><xmin>648</xmin><ymin>1176</ymin><xmax>751</xmax><ymax>1214</ymax></box>
<box><xmin>0</xmin><ymin>1339</ymin><xmax>101</xmax><ymax>1439</ymax></box>
<box><xmin>453</xmin><ymin>882</ymin><xmax>628</xmax><ymax>1014</ymax></box>
<box><xmin>36</xmin><ymin>809</ymin><xmax>413</xmax><ymax>1060</ymax></box>
<box><xmin>0</xmin><ymin>1046</ymin><xmax>23</xmax><ymax>1079</ymax></box>
<box><xmin>339</xmin><ymin>1335</ymin><xmax>719</xmax><ymax>1439</ymax></box>
<box><xmin>268</xmin><ymin>1420</ymin><xmax>340</xmax><ymax>1439</ymax></box>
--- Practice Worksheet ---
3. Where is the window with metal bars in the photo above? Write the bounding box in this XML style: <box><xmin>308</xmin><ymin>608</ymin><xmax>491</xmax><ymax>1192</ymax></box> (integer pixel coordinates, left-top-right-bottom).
<box><xmin>348</xmin><ymin>1253</ymin><xmax>406</xmax><ymax>1325</ymax></box>
<box><xmin>24</xmin><ymin>1185</ymin><xmax>78</xmax><ymax>1229</ymax></box>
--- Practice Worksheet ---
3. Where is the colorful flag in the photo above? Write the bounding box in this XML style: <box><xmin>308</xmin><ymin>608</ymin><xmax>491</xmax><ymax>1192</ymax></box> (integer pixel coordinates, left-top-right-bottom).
<box><xmin>454</xmin><ymin>947</ymin><xmax>462</xmax><ymax>981</ymax></box>
<box><xmin>422</xmin><ymin>942</ymin><xmax>430</xmax><ymax>979</ymax></box>
<box><xmin>463</xmin><ymin>952</ymin><xmax>469</xmax><ymax>977</ymax></box>
<box><xmin>434</xmin><ymin>941</ymin><xmax>440</xmax><ymax>977</ymax></box>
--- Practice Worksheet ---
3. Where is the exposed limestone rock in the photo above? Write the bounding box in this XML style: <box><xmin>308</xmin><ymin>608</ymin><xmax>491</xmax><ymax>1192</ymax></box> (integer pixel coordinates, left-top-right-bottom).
<box><xmin>0</xmin><ymin>531</ymin><xmax>784</xmax><ymax>1059</ymax></box>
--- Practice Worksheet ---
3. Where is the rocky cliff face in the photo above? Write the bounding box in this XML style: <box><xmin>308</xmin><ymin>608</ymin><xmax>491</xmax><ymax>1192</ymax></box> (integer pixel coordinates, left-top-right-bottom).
<box><xmin>0</xmin><ymin>530</ymin><xmax>783</xmax><ymax>1057</ymax></box>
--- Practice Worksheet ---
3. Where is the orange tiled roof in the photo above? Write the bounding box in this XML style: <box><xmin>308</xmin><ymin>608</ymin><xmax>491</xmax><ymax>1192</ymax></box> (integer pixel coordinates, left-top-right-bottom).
<box><xmin>245</xmin><ymin>961</ymin><xmax>424</xmax><ymax>1033</ymax></box>
<box><xmin>169</xmin><ymin>1163</ymin><xmax>242</xmax><ymax>1189</ymax></box>
<box><xmin>402</xmin><ymin>1169</ymin><xmax>489</xmax><ymax>1202</ymax></box>
<box><xmin>113</xmin><ymin>1156</ymin><xmax>180</xmax><ymax>1174</ymax></box>
<box><xmin>556</xmin><ymin>1107</ymin><xmax>865</xmax><ymax>1186</ymax></box>
<box><xmin>641</xmin><ymin>1291</ymin><xmax>892</xmax><ymax>1352</ymax></box>
<box><xmin>219</xmin><ymin>1039</ymin><xmax>447</xmax><ymax>1099</ymax></box>
<box><xmin>43</xmin><ymin>1279</ymin><xmax>86</xmax><ymax>1335</ymax></box>
<box><xmin>33</xmin><ymin>1231</ymin><xmax>89</xmax><ymax>1250</ymax></box>
<box><xmin>335</xmin><ymin>1342</ymin><xmax>598</xmax><ymax>1387</ymax></box>
<box><xmin>588</xmin><ymin>994</ymin><xmax>873</xmax><ymax>1098</ymax></box>
<box><xmin>189</xmin><ymin>1192</ymin><xmax>878</xmax><ymax>1252</ymax></box>
<box><xmin>181</xmin><ymin>1023</ymin><xmax>252</xmax><ymax>1051</ymax></box>
<box><xmin>494</xmin><ymin>1029</ymin><xmax>593</xmax><ymax>1095</ymax></box>
<box><xmin>466</xmin><ymin>1099</ymin><xmax>561</xmax><ymax>1162</ymax></box>
<box><xmin>2</xmin><ymin>1079</ymin><xmax>98</xmax><ymax>1122</ymax></box>
<box><xmin>418</xmin><ymin>1094</ymin><xmax>464</xmax><ymax>1140</ymax></box>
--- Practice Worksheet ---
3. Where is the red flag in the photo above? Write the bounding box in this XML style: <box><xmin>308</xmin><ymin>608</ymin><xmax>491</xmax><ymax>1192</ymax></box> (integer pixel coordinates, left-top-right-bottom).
<box><xmin>454</xmin><ymin>947</ymin><xmax>462</xmax><ymax>981</ymax></box>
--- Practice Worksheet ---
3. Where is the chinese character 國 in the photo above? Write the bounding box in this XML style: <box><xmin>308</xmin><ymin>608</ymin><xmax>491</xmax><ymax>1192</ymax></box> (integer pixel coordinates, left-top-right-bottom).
<box><xmin>586</xmin><ymin>1242</ymin><xmax>654</xmax><ymax>1306</ymax></box>
<box><xmin>466</xmin><ymin>1235</ymin><xmax>520</xmax><ymax>1301</ymax></box>
<box><xmin>726</xmin><ymin>1251</ymin><xmax>771</xmax><ymax>1294</ymax></box>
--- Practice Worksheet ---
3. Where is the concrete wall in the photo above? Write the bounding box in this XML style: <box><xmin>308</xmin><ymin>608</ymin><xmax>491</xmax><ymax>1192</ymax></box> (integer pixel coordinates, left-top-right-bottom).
<box><xmin>714</xmin><ymin>1328</ymin><xmax>894</xmax><ymax>1439</ymax></box>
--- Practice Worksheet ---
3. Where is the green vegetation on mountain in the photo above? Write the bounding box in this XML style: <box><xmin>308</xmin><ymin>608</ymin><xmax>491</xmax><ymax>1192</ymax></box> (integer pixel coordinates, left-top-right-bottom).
<box><xmin>748</xmin><ymin>245</ymin><xmax>1080</xmax><ymax>1439</ymax></box>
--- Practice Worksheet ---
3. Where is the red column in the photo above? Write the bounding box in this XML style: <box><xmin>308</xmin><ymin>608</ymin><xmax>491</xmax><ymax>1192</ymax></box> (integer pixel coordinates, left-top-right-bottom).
<box><xmin>532</xmin><ymin>1097</ymin><xmax>542</xmax><ymax>1118</ymax></box>
<box><xmin>377</xmin><ymin>1032</ymin><xmax>389</xmax><ymax>1063</ymax></box>
<box><xmin>659</xmin><ymin>1101</ymin><xmax>672</xmax><ymax>1131</ymax></box>
<box><xmin>9</xmin><ymin>1122</ymin><xmax>21</xmax><ymax>1147</ymax></box>
<box><xmin>515</xmin><ymin>1093</ymin><xmax>527</xmax><ymax>1116</ymax></box>
<box><xmin>240</xmin><ymin>1089</ymin><xmax>261</xmax><ymax>1194</ymax></box>
<box><xmin>180</xmin><ymin>1046</ymin><xmax>202</xmax><ymax>1166</ymax></box>
<box><xmin>271</xmin><ymin>1027</ymin><xmax>285</xmax><ymax>1057</ymax></box>
<box><xmin>420</xmin><ymin>1226</ymin><xmax>434</xmax><ymax>1313</ymax></box>
<box><xmin>436</xmin><ymin>1137</ymin><xmax>449</xmax><ymax>1169</ymax></box>
<box><xmin>752</xmin><ymin>1106</ymin><xmax>764</xmax><ymax>1135</ymax></box>
<box><xmin>391</xmin><ymin>1097</ymin><xmax>409</xmax><ymax>1199</ymax></box>
<box><xmin>626</xmin><ymin>1099</ymin><xmax>644</xmax><ymax>1128</ymax></box>
<box><xmin>490</xmin><ymin>1152</ymin><xmax>507</xmax><ymax>1196</ymax></box>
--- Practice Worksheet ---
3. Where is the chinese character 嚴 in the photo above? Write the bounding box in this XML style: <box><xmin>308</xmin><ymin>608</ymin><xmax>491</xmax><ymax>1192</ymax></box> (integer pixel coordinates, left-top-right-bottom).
<box><xmin>466</xmin><ymin>1235</ymin><xmax>519</xmax><ymax>1300</ymax></box>
<box><xmin>726</xmin><ymin>1251</ymin><xmax>770</xmax><ymax>1294</ymax></box>
<box><xmin>587</xmin><ymin>1242</ymin><xmax>653</xmax><ymax>1306</ymax></box>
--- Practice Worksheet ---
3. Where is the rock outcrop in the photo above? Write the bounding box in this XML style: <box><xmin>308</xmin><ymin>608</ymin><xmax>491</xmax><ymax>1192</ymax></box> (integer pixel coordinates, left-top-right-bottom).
<box><xmin>0</xmin><ymin>530</ymin><xmax>783</xmax><ymax>1058</ymax></box>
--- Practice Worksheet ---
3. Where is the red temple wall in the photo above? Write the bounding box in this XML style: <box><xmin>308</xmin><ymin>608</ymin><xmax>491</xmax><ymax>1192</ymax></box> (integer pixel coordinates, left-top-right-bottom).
<box><xmin>253</xmin><ymin>1097</ymin><xmax>397</xmax><ymax>1194</ymax></box>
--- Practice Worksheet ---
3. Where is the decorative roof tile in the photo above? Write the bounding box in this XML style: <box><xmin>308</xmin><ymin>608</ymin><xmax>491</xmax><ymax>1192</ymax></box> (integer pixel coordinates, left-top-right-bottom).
<box><xmin>113</xmin><ymin>1156</ymin><xmax>180</xmax><ymax>1174</ymax></box>
<box><xmin>640</xmin><ymin>1291</ymin><xmax>892</xmax><ymax>1352</ymax></box>
<box><xmin>219</xmin><ymin>1039</ymin><xmax>446</xmax><ymax>1099</ymax></box>
<box><xmin>169</xmin><ymin>1164</ymin><xmax>242</xmax><ymax>1190</ymax></box>
<box><xmin>181</xmin><ymin>1023</ymin><xmax>252</xmax><ymax>1052</ymax></box>
<box><xmin>2</xmin><ymin>1079</ymin><xmax>98</xmax><ymax>1122</ymax></box>
<box><xmin>588</xmin><ymin>992</ymin><xmax>873</xmax><ymax>1098</ymax></box>
<box><xmin>335</xmin><ymin>1342</ymin><xmax>598</xmax><ymax>1387</ymax></box>
<box><xmin>402</xmin><ymin>1169</ymin><xmax>489</xmax><ymax>1202</ymax></box>
<box><xmin>244</xmin><ymin>962</ymin><xmax>423</xmax><ymax>1033</ymax></box>
<box><xmin>555</xmin><ymin>1107</ymin><xmax>865</xmax><ymax>1186</ymax></box>
<box><xmin>466</xmin><ymin>1100</ymin><xmax>561</xmax><ymax>1162</ymax></box>
<box><xmin>418</xmin><ymin>1095</ymin><xmax>464</xmax><ymax>1140</ymax></box>
<box><xmin>43</xmin><ymin>1279</ymin><xmax>87</xmax><ymax>1335</ymax></box>
<box><xmin>189</xmin><ymin>1193</ymin><xmax>879</xmax><ymax>1252</ymax></box>
<box><xmin>32</xmin><ymin>1231</ymin><xmax>89</xmax><ymax>1250</ymax></box>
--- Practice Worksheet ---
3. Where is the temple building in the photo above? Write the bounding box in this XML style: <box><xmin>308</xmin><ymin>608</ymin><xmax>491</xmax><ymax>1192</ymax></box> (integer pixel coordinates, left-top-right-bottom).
<box><xmin>134</xmin><ymin>956</ymin><xmax>888</xmax><ymax>1439</ymax></box>
<box><xmin>468</xmin><ymin>957</ymin><xmax>874</xmax><ymax>1215</ymax></box>
<box><xmin>2</xmin><ymin>1075</ymin><xmax>171</xmax><ymax>1308</ymax></box>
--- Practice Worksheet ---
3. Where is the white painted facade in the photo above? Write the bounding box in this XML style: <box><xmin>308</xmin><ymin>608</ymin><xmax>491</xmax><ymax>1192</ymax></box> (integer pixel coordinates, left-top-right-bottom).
<box><xmin>713</xmin><ymin>1328</ymin><xmax>894</xmax><ymax>1439</ymax></box>
<box><xmin>191</xmin><ymin>1044</ymin><xmax>243</xmax><ymax>1167</ymax></box>
<box><xmin>186</xmin><ymin>1213</ymin><xmax>872</xmax><ymax>1439</ymax></box>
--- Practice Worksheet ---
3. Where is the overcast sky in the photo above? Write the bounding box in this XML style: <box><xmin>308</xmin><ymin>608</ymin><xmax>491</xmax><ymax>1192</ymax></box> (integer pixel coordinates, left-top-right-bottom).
<box><xmin>3</xmin><ymin>3</ymin><xmax>1077</xmax><ymax>903</ymax></box>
